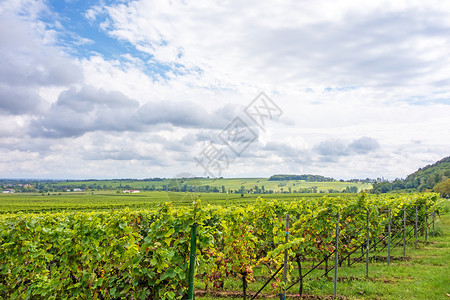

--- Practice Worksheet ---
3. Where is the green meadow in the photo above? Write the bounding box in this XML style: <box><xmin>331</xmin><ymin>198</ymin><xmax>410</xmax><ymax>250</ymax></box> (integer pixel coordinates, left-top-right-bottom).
<box><xmin>1</xmin><ymin>178</ymin><xmax>371</xmax><ymax>213</ymax></box>
<box><xmin>53</xmin><ymin>177</ymin><xmax>371</xmax><ymax>193</ymax></box>
<box><xmin>0</xmin><ymin>190</ymin><xmax>354</xmax><ymax>213</ymax></box>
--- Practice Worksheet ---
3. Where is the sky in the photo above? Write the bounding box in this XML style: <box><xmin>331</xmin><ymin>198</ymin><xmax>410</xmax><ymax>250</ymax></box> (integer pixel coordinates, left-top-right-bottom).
<box><xmin>0</xmin><ymin>0</ymin><xmax>449</xmax><ymax>180</ymax></box>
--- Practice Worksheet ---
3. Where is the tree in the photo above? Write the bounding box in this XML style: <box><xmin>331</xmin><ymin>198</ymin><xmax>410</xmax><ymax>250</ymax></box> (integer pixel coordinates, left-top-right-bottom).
<box><xmin>426</xmin><ymin>177</ymin><xmax>435</xmax><ymax>189</ymax></box>
<box><xmin>344</xmin><ymin>186</ymin><xmax>358</xmax><ymax>193</ymax></box>
<box><xmin>434</xmin><ymin>172</ymin><xmax>442</xmax><ymax>183</ymax></box>
<box><xmin>434</xmin><ymin>178</ymin><xmax>450</xmax><ymax>197</ymax></box>
<box><xmin>240</xmin><ymin>185</ymin><xmax>245</xmax><ymax>194</ymax></box>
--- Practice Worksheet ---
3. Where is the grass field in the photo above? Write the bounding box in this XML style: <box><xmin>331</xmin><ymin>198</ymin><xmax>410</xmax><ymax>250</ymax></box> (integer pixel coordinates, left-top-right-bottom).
<box><xmin>0</xmin><ymin>190</ymin><xmax>353</xmax><ymax>213</ymax></box>
<box><xmin>197</xmin><ymin>200</ymin><xmax>450</xmax><ymax>299</ymax></box>
<box><xmin>51</xmin><ymin>178</ymin><xmax>372</xmax><ymax>193</ymax></box>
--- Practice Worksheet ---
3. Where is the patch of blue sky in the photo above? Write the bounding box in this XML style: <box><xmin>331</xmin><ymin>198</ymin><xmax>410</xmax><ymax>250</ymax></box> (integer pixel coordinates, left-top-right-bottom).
<box><xmin>323</xmin><ymin>86</ymin><xmax>358</xmax><ymax>92</ymax></box>
<box><xmin>402</xmin><ymin>95</ymin><xmax>450</xmax><ymax>106</ymax></box>
<box><xmin>41</xmin><ymin>0</ymin><xmax>196</xmax><ymax>81</ymax></box>
<box><xmin>42</xmin><ymin>1</ymin><xmax>131</xmax><ymax>58</ymax></box>
<box><xmin>123</xmin><ymin>57</ymin><xmax>203</xmax><ymax>81</ymax></box>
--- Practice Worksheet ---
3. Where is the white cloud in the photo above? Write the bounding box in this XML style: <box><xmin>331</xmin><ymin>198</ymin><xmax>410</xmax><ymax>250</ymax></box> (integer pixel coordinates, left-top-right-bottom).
<box><xmin>0</xmin><ymin>0</ymin><xmax>449</xmax><ymax>179</ymax></box>
<box><xmin>98</xmin><ymin>0</ymin><xmax>450</xmax><ymax>90</ymax></box>
<box><xmin>84</xmin><ymin>5</ymin><xmax>103</xmax><ymax>23</ymax></box>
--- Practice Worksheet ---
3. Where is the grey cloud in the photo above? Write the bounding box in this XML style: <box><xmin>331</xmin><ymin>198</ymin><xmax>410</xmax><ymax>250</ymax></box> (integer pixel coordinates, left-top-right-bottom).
<box><xmin>215</xmin><ymin>103</ymin><xmax>245</xmax><ymax>121</ymax></box>
<box><xmin>229</xmin><ymin>141</ymin><xmax>313</xmax><ymax>165</ymax></box>
<box><xmin>79</xmin><ymin>135</ymin><xmax>172</xmax><ymax>166</ymax></box>
<box><xmin>194</xmin><ymin>125</ymin><xmax>261</xmax><ymax>149</ymax></box>
<box><xmin>247</xmin><ymin>10</ymin><xmax>450</xmax><ymax>87</ymax></box>
<box><xmin>83</xmin><ymin>150</ymin><xmax>172</xmax><ymax>167</ymax></box>
<box><xmin>0</xmin><ymin>12</ymin><xmax>83</xmax><ymax>87</ymax></box>
<box><xmin>100</xmin><ymin>2</ymin><xmax>450</xmax><ymax>92</ymax></box>
<box><xmin>32</xmin><ymin>105</ymin><xmax>97</xmax><ymax>138</ymax></box>
<box><xmin>0</xmin><ymin>11</ymin><xmax>83</xmax><ymax>117</ymax></box>
<box><xmin>31</xmin><ymin>85</ymin><xmax>241</xmax><ymax>138</ymax></box>
<box><xmin>0</xmin><ymin>84</ymin><xmax>45</xmax><ymax>114</ymax></box>
<box><xmin>31</xmin><ymin>86</ymin><xmax>140</xmax><ymax>138</ymax></box>
<box><xmin>263</xmin><ymin>142</ymin><xmax>304</xmax><ymax>158</ymax></box>
<box><xmin>58</xmin><ymin>86</ymin><xmax>139</xmax><ymax>112</ymax></box>
<box><xmin>348</xmin><ymin>136</ymin><xmax>380</xmax><ymax>154</ymax></box>
<box><xmin>106</xmin><ymin>2</ymin><xmax>448</xmax><ymax>88</ymax></box>
<box><xmin>314</xmin><ymin>137</ymin><xmax>380</xmax><ymax>158</ymax></box>
<box><xmin>0</xmin><ymin>137</ymin><xmax>53</xmax><ymax>154</ymax></box>
<box><xmin>139</xmin><ymin>134</ymin><xmax>195</xmax><ymax>153</ymax></box>
<box><xmin>137</xmin><ymin>101</ymin><xmax>229</xmax><ymax>129</ymax></box>
<box><xmin>83</xmin><ymin>150</ymin><xmax>160</xmax><ymax>162</ymax></box>
<box><xmin>195</xmin><ymin>131</ymin><xmax>219</xmax><ymax>143</ymax></box>
<box><xmin>179</xmin><ymin>133</ymin><xmax>200</xmax><ymax>147</ymax></box>
<box><xmin>264</xmin><ymin>142</ymin><xmax>312</xmax><ymax>164</ymax></box>
<box><xmin>78</xmin><ymin>132</ymin><xmax>199</xmax><ymax>164</ymax></box>
<box><xmin>314</xmin><ymin>139</ymin><xmax>348</xmax><ymax>156</ymax></box>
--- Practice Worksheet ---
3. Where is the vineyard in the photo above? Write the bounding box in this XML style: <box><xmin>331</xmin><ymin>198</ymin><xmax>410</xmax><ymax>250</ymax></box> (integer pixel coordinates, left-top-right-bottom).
<box><xmin>0</xmin><ymin>191</ymin><xmax>349</xmax><ymax>213</ymax></box>
<box><xmin>0</xmin><ymin>193</ymin><xmax>445</xmax><ymax>299</ymax></box>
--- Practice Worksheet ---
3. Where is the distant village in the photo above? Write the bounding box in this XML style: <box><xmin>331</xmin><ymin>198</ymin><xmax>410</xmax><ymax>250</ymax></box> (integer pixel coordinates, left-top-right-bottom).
<box><xmin>0</xmin><ymin>176</ymin><xmax>370</xmax><ymax>195</ymax></box>
<box><xmin>1</xmin><ymin>181</ymin><xmax>141</xmax><ymax>194</ymax></box>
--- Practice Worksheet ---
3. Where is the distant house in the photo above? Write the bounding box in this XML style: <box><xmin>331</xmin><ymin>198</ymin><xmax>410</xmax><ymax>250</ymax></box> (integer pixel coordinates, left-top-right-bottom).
<box><xmin>123</xmin><ymin>190</ymin><xmax>140</xmax><ymax>193</ymax></box>
<box><xmin>73</xmin><ymin>188</ymin><xmax>83</xmax><ymax>192</ymax></box>
<box><xmin>2</xmin><ymin>189</ymin><xmax>14</xmax><ymax>193</ymax></box>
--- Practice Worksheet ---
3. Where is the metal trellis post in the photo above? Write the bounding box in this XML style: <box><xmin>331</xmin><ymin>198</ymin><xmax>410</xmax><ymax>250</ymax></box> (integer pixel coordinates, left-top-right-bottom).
<box><xmin>366</xmin><ymin>209</ymin><xmax>369</xmax><ymax>278</ymax></box>
<box><xmin>403</xmin><ymin>208</ymin><xmax>406</xmax><ymax>258</ymax></box>
<box><xmin>432</xmin><ymin>211</ymin><xmax>435</xmax><ymax>237</ymax></box>
<box><xmin>415</xmin><ymin>206</ymin><xmax>418</xmax><ymax>248</ymax></box>
<box><xmin>388</xmin><ymin>208</ymin><xmax>391</xmax><ymax>266</ymax></box>
<box><xmin>282</xmin><ymin>214</ymin><xmax>289</xmax><ymax>300</ymax></box>
<box><xmin>187</xmin><ymin>223</ymin><xmax>198</xmax><ymax>300</ymax></box>
<box><xmin>334</xmin><ymin>212</ymin><xmax>339</xmax><ymax>299</ymax></box>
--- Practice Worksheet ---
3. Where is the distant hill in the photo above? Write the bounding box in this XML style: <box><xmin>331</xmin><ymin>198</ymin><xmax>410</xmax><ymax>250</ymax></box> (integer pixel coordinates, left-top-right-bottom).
<box><xmin>406</xmin><ymin>156</ymin><xmax>450</xmax><ymax>187</ymax></box>
<box><xmin>371</xmin><ymin>156</ymin><xmax>450</xmax><ymax>193</ymax></box>
<box><xmin>268</xmin><ymin>174</ymin><xmax>335</xmax><ymax>182</ymax></box>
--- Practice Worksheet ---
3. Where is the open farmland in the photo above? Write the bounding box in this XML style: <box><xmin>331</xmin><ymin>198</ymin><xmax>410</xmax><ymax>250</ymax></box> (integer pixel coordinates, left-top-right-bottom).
<box><xmin>51</xmin><ymin>178</ymin><xmax>372</xmax><ymax>194</ymax></box>
<box><xmin>0</xmin><ymin>178</ymin><xmax>371</xmax><ymax>213</ymax></box>
<box><xmin>2</xmin><ymin>1</ymin><xmax>450</xmax><ymax>299</ymax></box>
<box><xmin>0</xmin><ymin>190</ymin><xmax>354</xmax><ymax>213</ymax></box>
<box><xmin>0</xmin><ymin>192</ymin><xmax>447</xmax><ymax>299</ymax></box>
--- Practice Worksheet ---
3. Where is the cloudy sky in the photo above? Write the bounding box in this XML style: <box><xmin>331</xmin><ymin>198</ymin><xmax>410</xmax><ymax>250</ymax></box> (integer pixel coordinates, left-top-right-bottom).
<box><xmin>1</xmin><ymin>0</ymin><xmax>449</xmax><ymax>180</ymax></box>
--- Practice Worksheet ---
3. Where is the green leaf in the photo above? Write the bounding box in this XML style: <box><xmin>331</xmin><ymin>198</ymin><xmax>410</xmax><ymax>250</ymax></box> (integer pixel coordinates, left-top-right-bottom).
<box><xmin>160</xmin><ymin>268</ymin><xmax>176</xmax><ymax>281</ymax></box>
<box><xmin>164</xmin><ymin>228</ymin><xmax>175</xmax><ymax>238</ymax></box>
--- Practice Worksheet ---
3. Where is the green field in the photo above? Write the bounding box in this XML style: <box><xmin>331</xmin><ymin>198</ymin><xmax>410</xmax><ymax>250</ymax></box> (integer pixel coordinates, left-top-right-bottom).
<box><xmin>51</xmin><ymin>177</ymin><xmax>372</xmax><ymax>193</ymax></box>
<box><xmin>0</xmin><ymin>193</ymin><xmax>446</xmax><ymax>299</ymax></box>
<box><xmin>0</xmin><ymin>190</ymin><xmax>353</xmax><ymax>213</ymax></box>
<box><xmin>0</xmin><ymin>191</ymin><xmax>447</xmax><ymax>299</ymax></box>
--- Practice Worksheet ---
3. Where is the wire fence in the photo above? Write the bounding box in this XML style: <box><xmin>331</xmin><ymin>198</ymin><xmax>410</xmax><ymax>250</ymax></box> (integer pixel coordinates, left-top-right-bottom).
<box><xmin>241</xmin><ymin>207</ymin><xmax>438</xmax><ymax>300</ymax></box>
